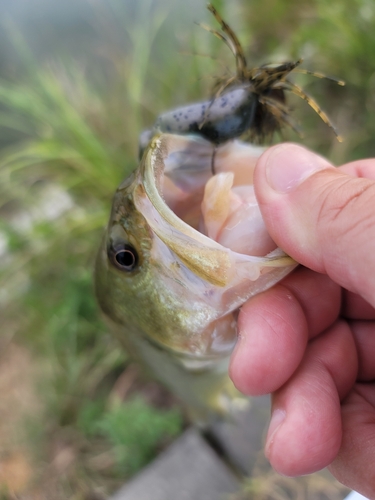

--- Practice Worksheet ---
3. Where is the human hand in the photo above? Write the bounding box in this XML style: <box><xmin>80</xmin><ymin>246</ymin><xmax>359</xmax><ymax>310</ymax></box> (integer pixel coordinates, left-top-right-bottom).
<box><xmin>229</xmin><ymin>143</ymin><xmax>375</xmax><ymax>497</ymax></box>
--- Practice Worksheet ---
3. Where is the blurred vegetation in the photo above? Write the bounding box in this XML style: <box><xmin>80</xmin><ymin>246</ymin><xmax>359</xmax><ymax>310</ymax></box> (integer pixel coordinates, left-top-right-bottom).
<box><xmin>0</xmin><ymin>0</ymin><xmax>374</xmax><ymax>497</ymax></box>
<box><xmin>230</xmin><ymin>453</ymin><xmax>349</xmax><ymax>499</ymax></box>
<box><xmin>92</xmin><ymin>398</ymin><xmax>181</xmax><ymax>475</ymax></box>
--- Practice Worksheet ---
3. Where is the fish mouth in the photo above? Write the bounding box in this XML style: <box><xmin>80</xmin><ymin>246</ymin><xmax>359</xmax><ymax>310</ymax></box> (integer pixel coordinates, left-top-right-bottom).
<box><xmin>134</xmin><ymin>133</ymin><xmax>295</xmax><ymax>288</ymax></box>
<box><xmin>126</xmin><ymin>132</ymin><xmax>297</xmax><ymax>360</ymax></box>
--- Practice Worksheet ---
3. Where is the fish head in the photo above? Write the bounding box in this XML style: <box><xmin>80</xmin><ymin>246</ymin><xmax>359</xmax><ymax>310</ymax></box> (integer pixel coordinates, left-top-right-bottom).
<box><xmin>96</xmin><ymin>133</ymin><xmax>296</xmax><ymax>369</ymax></box>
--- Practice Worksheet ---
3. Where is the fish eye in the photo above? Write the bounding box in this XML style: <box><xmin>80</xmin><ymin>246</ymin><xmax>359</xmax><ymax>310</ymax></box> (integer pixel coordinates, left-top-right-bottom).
<box><xmin>110</xmin><ymin>244</ymin><xmax>139</xmax><ymax>272</ymax></box>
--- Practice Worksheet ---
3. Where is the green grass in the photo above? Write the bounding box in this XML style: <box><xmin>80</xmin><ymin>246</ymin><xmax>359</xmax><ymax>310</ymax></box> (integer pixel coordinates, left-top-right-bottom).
<box><xmin>0</xmin><ymin>2</ymin><xmax>191</xmax><ymax>496</ymax></box>
<box><xmin>0</xmin><ymin>0</ymin><xmax>374</xmax><ymax>497</ymax></box>
<box><xmin>92</xmin><ymin>398</ymin><xmax>182</xmax><ymax>476</ymax></box>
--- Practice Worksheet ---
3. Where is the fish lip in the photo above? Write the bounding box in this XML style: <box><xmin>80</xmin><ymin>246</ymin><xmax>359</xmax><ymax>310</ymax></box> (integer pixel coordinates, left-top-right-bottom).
<box><xmin>135</xmin><ymin>133</ymin><xmax>236</xmax><ymax>287</ymax></box>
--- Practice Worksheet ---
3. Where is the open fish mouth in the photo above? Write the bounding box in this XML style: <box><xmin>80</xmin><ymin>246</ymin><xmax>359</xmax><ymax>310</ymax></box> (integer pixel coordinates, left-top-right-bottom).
<box><xmin>128</xmin><ymin>133</ymin><xmax>296</xmax><ymax>363</ymax></box>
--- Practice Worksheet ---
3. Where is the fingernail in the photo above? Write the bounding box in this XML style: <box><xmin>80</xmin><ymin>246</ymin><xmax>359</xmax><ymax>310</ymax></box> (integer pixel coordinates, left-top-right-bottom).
<box><xmin>265</xmin><ymin>408</ymin><xmax>286</xmax><ymax>457</ymax></box>
<box><xmin>265</xmin><ymin>144</ymin><xmax>330</xmax><ymax>193</ymax></box>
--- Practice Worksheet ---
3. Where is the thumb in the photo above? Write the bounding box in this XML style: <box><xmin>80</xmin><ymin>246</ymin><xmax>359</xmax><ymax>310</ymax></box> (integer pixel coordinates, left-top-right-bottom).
<box><xmin>254</xmin><ymin>143</ymin><xmax>375</xmax><ymax>306</ymax></box>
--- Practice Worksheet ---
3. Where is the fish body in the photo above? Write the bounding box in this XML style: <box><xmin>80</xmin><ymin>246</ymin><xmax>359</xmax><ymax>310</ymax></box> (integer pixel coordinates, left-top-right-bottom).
<box><xmin>95</xmin><ymin>133</ymin><xmax>296</xmax><ymax>421</ymax></box>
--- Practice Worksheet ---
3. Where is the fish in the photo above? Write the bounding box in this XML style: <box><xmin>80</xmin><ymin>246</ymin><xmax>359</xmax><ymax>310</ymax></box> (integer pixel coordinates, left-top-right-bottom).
<box><xmin>95</xmin><ymin>133</ymin><xmax>296</xmax><ymax>421</ymax></box>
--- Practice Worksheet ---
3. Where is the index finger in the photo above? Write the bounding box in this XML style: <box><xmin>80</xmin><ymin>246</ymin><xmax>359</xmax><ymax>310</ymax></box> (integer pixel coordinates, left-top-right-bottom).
<box><xmin>229</xmin><ymin>266</ymin><xmax>341</xmax><ymax>395</ymax></box>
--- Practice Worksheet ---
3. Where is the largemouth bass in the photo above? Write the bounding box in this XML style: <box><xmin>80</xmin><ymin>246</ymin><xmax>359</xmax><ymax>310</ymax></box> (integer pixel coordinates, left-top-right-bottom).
<box><xmin>95</xmin><ymin>133</ymin><xmax>296</xmax><ymax>421</ymax></box>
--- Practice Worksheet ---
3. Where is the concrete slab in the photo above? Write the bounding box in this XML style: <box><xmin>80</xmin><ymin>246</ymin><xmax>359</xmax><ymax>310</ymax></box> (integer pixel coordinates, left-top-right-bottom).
<box><xmin>111</xmin><ymin>427</ymin><xmax>240</xmax><ymax>500</ymax></box>
<box><xmin>208</xmin><ymin>395</ymin><xmax>270</xmax><ymax>475</ymax></box>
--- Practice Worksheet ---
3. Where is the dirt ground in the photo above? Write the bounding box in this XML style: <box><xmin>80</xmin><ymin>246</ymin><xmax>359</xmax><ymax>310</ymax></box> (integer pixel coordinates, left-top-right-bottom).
<box><xmin>0</xmin><ymin>342</ymin><xmax>352</xmax><ymax>500</ymax></box>
<box><xmin>0</xmin><ymin>342</ymin><xmax>40</xmax><ymax>497</ymax></box>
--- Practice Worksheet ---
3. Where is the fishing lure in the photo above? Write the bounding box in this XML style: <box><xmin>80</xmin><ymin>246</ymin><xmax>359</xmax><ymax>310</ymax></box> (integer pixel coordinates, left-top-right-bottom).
<box><xmin>150</xmin><ymin>4</ymin><xmax>344</xmax><ymax>147</ymax></box>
